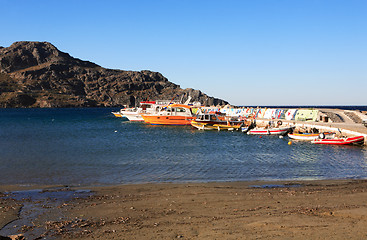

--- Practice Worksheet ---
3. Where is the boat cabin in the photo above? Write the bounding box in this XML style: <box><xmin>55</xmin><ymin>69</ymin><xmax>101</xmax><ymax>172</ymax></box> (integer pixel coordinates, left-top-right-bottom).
<box><xmin>195</xmin><ymin>114</ymin><xmax>220</xmax><ymax>122</ymax></box>
<box><xmin>159</xmin><ymin>104</ymin><xmax>193</xmax><ymax>116</ymax></box>
<box><xmin>140</xmin><ymin>101</ymin><xmax>155</xmax><ymax>111</ymax></box>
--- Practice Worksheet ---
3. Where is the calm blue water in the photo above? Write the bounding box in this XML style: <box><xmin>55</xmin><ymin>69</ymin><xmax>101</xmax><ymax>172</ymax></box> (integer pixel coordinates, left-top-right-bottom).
<box><xmin>1</xmin><ymin>108</ymin><xmax>367</xmax><ymax>186</ymax></box>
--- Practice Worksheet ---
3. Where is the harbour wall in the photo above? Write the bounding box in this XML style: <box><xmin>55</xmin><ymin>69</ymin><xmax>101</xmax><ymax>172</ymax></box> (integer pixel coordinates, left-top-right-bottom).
<box><xmin>206</xmin><ymin>107</ymin><xmax>367</xmax><ymax>145</ymax></box>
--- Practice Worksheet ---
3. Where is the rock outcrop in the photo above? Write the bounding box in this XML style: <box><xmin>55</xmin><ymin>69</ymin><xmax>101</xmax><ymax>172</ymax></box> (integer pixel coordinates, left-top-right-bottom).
<box><xmin>0</xmin><ymin>41</ymin><xmax>228</xmax><ymax>108</ymax></box>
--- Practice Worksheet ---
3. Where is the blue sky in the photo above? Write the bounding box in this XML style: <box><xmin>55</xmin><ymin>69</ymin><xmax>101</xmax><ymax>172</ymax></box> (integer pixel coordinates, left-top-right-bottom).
<box><xmin>1</xmin><ymin>0</ymin><xmax>366</xmax><ymax>106</ymax></box>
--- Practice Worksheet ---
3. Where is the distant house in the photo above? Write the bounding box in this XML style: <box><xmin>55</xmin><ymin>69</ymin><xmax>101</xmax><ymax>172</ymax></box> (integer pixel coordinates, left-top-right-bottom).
<box><xmin>295</xmin><ymin>109</ymin><xmax>319</xmax><ymax>122</ymax></box>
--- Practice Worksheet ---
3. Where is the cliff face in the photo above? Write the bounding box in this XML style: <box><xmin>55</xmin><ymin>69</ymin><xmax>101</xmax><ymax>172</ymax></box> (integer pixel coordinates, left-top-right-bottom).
<box><xmin>0</xmin><ymin>41</ymin><xmax>228</xmax><ymax>108</ymax></box>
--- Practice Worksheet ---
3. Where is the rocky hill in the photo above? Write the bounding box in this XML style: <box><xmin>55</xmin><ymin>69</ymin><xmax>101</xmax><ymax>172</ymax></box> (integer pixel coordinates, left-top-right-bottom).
<box><xmin>0</xmin><ymin>41</ymin><xmax>228</xmax><ymax>108</ymax></box>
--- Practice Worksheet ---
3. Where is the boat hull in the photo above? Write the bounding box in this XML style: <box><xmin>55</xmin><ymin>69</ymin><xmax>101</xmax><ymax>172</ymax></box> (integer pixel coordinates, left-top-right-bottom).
<box><xmin>247</xmin><ymin>127</ymin><xmax>293</xmax><ymax>135</ymax></box>
<box><xmin>312</xmin><ymin>136</ymin><xmax>365</xmax><ymax>145</ymax></box>
<box><xmin>191</xmin><ymin>121</ymin><xmax>243</xmax><ymax>131</ymax></box>
<box><xmin>112</xmin><ymin>112</ymin><xmax>123</xmax><ymax>118</ymax></box>
<box><xmin>122</xmin><ymin>112</ymin><xmax>144</xmax><ymax>122</ymax></box>
<box><xmin>288</xmin><ymin>132</ymin><xmax>335</xmax><ymax>141</ymax></box>
<box><xmin>142</xmin><ymin>115</ymin><xmax>195</xmax><ymax>125</ymax></box>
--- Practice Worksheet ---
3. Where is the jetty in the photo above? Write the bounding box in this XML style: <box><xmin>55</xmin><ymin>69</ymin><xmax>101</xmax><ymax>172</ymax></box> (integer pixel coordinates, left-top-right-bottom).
<box><xmin>259</xmin><ymin>109</ymin><xmax>367</xmax><ymax>144</ymax></box>
<box><xmin>201</xmin><ymin>106</ymin><xmax>367</xmax><ymax>144</ymax></box>
<box><xmin>287</xmin><ymin>109</ymin><xmax>366</xmax><ymax>137</ymax></box>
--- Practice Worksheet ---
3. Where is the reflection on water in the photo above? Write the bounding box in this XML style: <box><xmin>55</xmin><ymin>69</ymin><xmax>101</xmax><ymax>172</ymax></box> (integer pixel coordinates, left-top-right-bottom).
<box><xmin>0</xmin><ymin>108</ymin><xmax>367</xmax><ymax>185</ymax></box>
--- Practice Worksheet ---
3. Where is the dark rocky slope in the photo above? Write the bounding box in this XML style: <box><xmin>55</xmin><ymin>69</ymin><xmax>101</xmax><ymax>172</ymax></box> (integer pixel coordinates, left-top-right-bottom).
<box><xmin>0</xmin><ymin>41</ymin><xmax>228</xmax><ymax>108</ymax></box>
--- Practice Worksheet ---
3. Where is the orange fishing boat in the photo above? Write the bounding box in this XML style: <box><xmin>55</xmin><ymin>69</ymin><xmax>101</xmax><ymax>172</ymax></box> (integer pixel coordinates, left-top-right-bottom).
<box><xmin>141</xmin><ymin>104</ymin><xmax>195</xmax><ymax>125</ymax></box>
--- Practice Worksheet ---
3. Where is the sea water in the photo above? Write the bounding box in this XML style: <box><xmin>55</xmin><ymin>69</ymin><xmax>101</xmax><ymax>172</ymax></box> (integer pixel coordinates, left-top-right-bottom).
<box><xmin>1</xmin><ymin>108</ymin><xmax>367</xmax><ymax>186</ymax></box>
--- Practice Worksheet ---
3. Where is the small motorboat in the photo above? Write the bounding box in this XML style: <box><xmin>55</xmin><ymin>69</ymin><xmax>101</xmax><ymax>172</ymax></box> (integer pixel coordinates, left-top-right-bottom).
<box><xmin>288</xmin><ymin>132</ymin><xmax>335</xmax><ymax>141</ymax></box>
<box><xmin>247</xmin><ymin>120</ymin><xmax>294</xmax><ymax>135</ymax></box>
<box><xmin>312</xmin><ymin>136</ymin><xmax>365</xmax><ymax>145</ymax></box>
<box><xmin>247</xmin><ymin>126</ymin><xmax>294</xmax><ymax>135</ymax></box>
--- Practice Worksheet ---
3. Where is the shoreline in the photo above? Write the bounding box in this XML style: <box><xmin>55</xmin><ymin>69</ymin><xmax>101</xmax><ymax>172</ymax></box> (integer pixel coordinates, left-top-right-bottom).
<box><xmin>0</xmin><ymin>177</ymin><xmax>364</xmax><ymax>190</ymax></box>
<box><xmin>2</xmin><ymin>179</ymin><xmax>367</xmax><ymax>239</ymax></box>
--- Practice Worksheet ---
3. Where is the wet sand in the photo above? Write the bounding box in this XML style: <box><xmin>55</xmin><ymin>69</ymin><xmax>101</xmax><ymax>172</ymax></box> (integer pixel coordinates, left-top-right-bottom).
<box><xmin>1</xmin><ymin>180</ymin><xmax>367</xmax><ymax>239</ymax></box>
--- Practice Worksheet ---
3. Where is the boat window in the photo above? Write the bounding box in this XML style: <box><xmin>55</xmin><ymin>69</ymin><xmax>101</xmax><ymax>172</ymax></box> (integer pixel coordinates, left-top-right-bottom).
<box><xmin>211</xmin><ymin>115</ymin><xmax>217</xmax><ymax>120</ymax></box>
<box><xmin>176</xmin><ymin>108</ymin><xmax>186</xmax><ymax>113</ymax></box>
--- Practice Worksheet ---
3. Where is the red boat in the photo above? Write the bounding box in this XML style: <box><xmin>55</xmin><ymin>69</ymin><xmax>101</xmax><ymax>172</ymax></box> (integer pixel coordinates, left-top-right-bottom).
<box><xmin>312</xmin><ymin>136</ymin><xmax>365</xmax><ymax>145</ymax></box>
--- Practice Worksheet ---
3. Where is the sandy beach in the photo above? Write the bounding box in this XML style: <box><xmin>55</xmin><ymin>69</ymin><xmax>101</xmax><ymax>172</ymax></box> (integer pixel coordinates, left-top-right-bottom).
<box><xmin>1</xmin><ymin>180</ymin><xmax>367</xmax><ymax>239</ymax></box>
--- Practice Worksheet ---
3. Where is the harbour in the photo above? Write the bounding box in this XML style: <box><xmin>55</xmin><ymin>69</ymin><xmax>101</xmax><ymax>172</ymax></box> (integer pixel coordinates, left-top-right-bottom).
<box><xmin>1</xmin><ymin>107</ymin><xmax>367</xmax><ymax>187</ymax></box>
<box><xmin>2</xmin><ymin>0</ymin><xmax>367</xmax><ymax>238</ymax></box>
<box><xmin>2</xmin><ymin>107</ymin><xmax>367</xmax><ymax>239</ymax></box>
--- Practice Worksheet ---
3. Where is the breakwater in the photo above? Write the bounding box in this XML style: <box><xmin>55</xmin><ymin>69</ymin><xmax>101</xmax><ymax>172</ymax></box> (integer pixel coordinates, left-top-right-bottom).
<box><xmin>201</xmin><ymin>106</ymin><xmax>367</xmax><ymax>144</ymax></box>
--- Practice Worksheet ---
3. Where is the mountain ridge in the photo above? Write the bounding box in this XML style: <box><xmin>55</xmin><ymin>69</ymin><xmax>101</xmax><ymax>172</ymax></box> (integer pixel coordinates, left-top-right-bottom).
<box><xmin>0</xmin><ymin>41</ymin><xmax>228</xmax><ymax>108</ymax></box>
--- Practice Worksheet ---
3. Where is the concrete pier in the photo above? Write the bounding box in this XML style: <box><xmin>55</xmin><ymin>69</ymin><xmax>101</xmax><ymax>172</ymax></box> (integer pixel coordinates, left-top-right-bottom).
<box><xmin>255</xmin><ymin>108</ymin><xmax>367</xmax><ymax>145</ymax></box>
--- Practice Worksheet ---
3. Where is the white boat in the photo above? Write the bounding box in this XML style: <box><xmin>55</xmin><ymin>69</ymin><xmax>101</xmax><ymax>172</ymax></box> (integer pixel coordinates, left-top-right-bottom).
<box><xmin>119</xmin><ymin>100</ymin><xmax>172</xmax><ymax>121</ymax></box>
<box><xmin>121</xmin><ymin>108</ymin><xmax>145</xmax><ymax>121</ymax></box>
<box><xmin>247</xmin><ymin>126</ymin><xmax>294</xmax><ymax>135</ymax></box>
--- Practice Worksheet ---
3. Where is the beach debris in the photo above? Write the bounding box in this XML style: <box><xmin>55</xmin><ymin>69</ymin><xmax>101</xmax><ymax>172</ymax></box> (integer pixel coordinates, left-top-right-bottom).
<box><xmin>112</xmin><ymin>217</ymin><xmax>130</xmax><ymax>224</ymax></box>
<box><xmin>42</xmin><ymin>216</ymin><xmax>130</xmax><ymax>238</ymax></box>
<box><xmin>0</xmin><ymin>234</ymin><xmax>25</xmax><ymax>240</ymax></box>
<box><xmin>20</xmin><ymin>225</ymin><xmax>34</xmax><ymax>232</ymax></box>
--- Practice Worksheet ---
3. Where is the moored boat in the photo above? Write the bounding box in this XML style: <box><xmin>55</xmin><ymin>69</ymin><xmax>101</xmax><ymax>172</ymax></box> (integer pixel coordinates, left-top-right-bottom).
<box><xmin>117</xmin><ymin>100</ymin><xmax>170</xmax><ymax>121</ymax></box>
<box><xmin>288</xmin><ymin>132</ymin><xmax>335</xmax><ymax>141</ymax></box>
<box><xmin>312</xmin><ymin>136</ymin><xmax>365</xmax><ymax>145</ymax></box>
<box><xmin>112</xmin><ymin>111</ymin><xmax>124</xmax><ymax>118</ymax></box>
<box><xmin>142</xmin><ymin>104</ymin><xmax>195</xmax><ymax>125</ymax></box>
<box><xmin>247</xmin><ymin>126</ymin><xmax>294</xmax><ymax>135</ymax></box>
<box><xmin>191</xmin><ymin>114</ymin><xmax>245</xmax><ymax>131</ymax></box>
